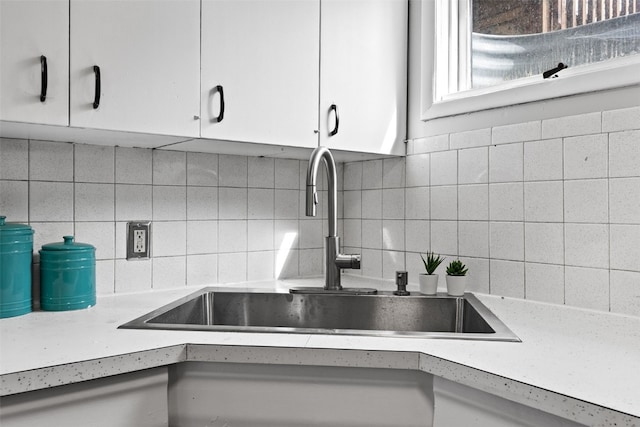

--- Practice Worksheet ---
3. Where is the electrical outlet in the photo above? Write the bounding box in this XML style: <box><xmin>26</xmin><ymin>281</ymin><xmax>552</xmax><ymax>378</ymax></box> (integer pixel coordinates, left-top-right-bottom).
<box><xmin>127</xmin><ymin>222</ymin><xmax>151</xmax><ymax>260</ymax></box>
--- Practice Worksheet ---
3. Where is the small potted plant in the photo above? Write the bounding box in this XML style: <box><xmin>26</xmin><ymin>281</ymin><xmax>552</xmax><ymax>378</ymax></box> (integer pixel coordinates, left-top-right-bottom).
<box><xmin>445</xmin><ymin>259</ymin><xmax>468</xmax><ymax>296</ymax></box>
<box><xmin>419</xmin><ymin>251</ymin><xmax>445</xmax><ymax>295</ymax></box>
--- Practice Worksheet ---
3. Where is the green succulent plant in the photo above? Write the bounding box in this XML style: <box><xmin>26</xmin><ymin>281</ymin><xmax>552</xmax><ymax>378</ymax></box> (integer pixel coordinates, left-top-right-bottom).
<box><xmin>420</xmin><ymin>251</ymin><xmax>445</xmax><ymax>275</ymax></box>
<box><xmin>446</xmin><ymin>259</ymin><xmax>468</xmax><ymax>276</ymax></box>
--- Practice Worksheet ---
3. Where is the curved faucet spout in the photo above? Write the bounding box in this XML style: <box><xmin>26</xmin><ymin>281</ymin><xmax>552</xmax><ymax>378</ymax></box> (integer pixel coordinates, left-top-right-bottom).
<box><xmin>306</xmin><ymin>146</ymin><xmax>337</xmax><ymax>237</ymax></box>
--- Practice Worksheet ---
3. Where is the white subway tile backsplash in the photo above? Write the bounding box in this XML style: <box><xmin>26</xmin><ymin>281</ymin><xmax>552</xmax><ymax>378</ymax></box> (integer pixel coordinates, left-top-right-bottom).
<box><xmin>610</xmin><ymin>270</ymin><xmax>640</xmax><ymax>316</ymax></box>
<box><xmin>382</xmin><ymin>220</ymin><xmax>404</xmax><ymax>251</ymax></box>
<box><xmin>248</xmin><ymin>157</ymin><xmax>275</xmax><ymax>188</ymax></box>
<box><xmin>75</xmin><ymin>183</ymin><xmax>115</xmax><ymax>222</ymax></box>
<box><xmin>217</xmin><ymin>252</ymin><xmax>247</xmax><ymax>283</ymax></box>
<box><xmin>75</xmin><ymin>144</ymin><xmax>114</xmax><ymax>184</ymax></box>
<box><xmin>115</xmin><ymin>259</ymin><xmax>152</xmax><ymax>293</ymax></box>
<box><xmin>187</xmin><ymin>152</ymin><xmax>219</xmax><ymax>187</ymax></box>
<box><xmin>430</xmin><ymin>220</ymin><xmax>457</xmax><ymax>256</ymax></box>
<box><xmin>218</xmin><ymin>220</ymin><xmax>247</xmax><ymax>253</ymax></box>
<box><xmin>430</xmin><ymin>186</ymin><xmax>457</xmax><ymax>220</ymax></box>
<box><xmin>343</xmin><ymin>162</ymin><xmax>363</xmax><ymax>190</ymax></box>
<box><xmin>298</xmin><ymin>248</ymin><xmax>323</xmax><ymax>276</ymax></box>
<box><xmin>610</xmin><ymin>225</ymin><xmax>640</xmax><ymax>272</ymax></box>
<box><xmin>75</xmin><ymin>221</ymin><xmax>115</xmax><ymax>260</ymax></box>
<box><xmin>411</xmin><ymin>134</ymin><xmax>449</xmax><ymax>155</ymax></box>
<box><xmin>489</xmin><ymin>183</ymin><xmax>524</xmax><ymax>221</ymax></box>
<box><xmin>459</xmin><ymin>221</ymin><xmax>489</xmax><ymax>258</ymax></box>
<box><xmin>153</xmin><ymin>186</ymin><xmax>186</xmax><ymax>221</ymax></box>
<box><xmin>382</xmin><ymin>250</ymin><xmax>405</xmax><ymax>280</ymax></box>
<box><xmin>525</xmin><ymin>222</ymin><xmax>564</xmax><ymax>264</ymax></box>
<box><xmin>361</xmin><ymin>248</ymin><xmax>382</xmax><ymax>278</ymax></box>
<box><xmin>609</xmin><ymin>130</ymin><xmax>640</xmax><ymax>178</ymax></box>
<box><xmin>362</xmin><ymin>219</ymin><xmax>383</xmax><ymax>249</ymax></box>
<box><xmin>115</xmin><ymin>147</ymin><xmax>152</xmax><ymax>185</ymax></box>
<box><xmin>524</xmin><ymin>181</ymin><xmax>563</xmax><ymax>222</ymax></box>
<box><xmin>461</xmin><ymin>257</ymin><xmax>490</xmax><ymax>294</ymax></box>
<box><xmin>218</xmin><ymin>155</ymin><xmax>248</xmax><ymax>187</ymax></box>
<box><xmin>490</xmin><ymin>259</ymin><xmax>524</xmax><ymax>298</ymax></box>
<box><xmin>274</xmin><ymin>189</ymin><xmax>299</xmax><ymax>219</ymax></box>
<box><xmin>30</xmin><ymin>222</ymin><xmax>74</xmax><ymax>254</ymax></box>
<box><xmin>565</xmin><ymin>266</ymin><xmax>609</xmax><ymax>311</ymax></box>
<box><xmin>0</xmin><ymin>181</ymin><xmax>28</xmax><ymax>221</ymax></box>
<box><xmin>361</xmin><ymin>189</ymin><xmax>382</xmax><ymax>219</ymax></box>
<box><xmin>405</xmin><ymin>187</ymin><xmax>429</xmax><ymax>220</ymax></box>
<box><xmin>0</xmin><ymin>139</ymin><xmax>28</xmax><ymax>180</ymax></box>
<box><xmin>343</xmin><ymin>219</ymin><xmax>362</xmax><ymax>248</ymax></box>
<box><xmin>248</xmin><ymin>188</ymin><xmax>274</xmax><ymax>220</ymax></box>
<box><xmin>187</xmin><ymin>220</ymin><xmax>218</xmax><ymax>255</ymax></box>
<box><xmin>458</xmin><ymin>184</ymin><xmax>488</xmax><ymax>221</ymax></box>
<box><xmin>458</xmin><ymin>147</ymin><xmax>488</xmax><ymax>184</ymax></box>
<box><xmin>565</xmin><ymin>223</ymin><xmax>609</xmax><ymax>268</ymax></box>
<box><xmin>248</xmin><ymin>251</ymin><xmax>275</xmax><ymax>281</ymax></box>
<box><xmin>153</xmin><ymin>221</ymin><xmax>187</xmax><ymax>257</ymax></box>
<box><xmin>542</xmin><ymin>112</ymin><xmax>601</xmax><ymax>139</ymax></box>
<box><xmin>564</xmin><ymin>179</ymin><xmax>608</xmax><ymax>223</ymax></box>
<box><xmin>563</xmin><ymin>134</ymin><xmax>608</xmax><ymax>180</ymax></box>
<box><xmin>405</xmin><ymin>220</ymin><xmax>429</xmax><ymax>253</ymax></box>
<box><xmin>30</xmin><ymin>181</ymin><xmax>74</xmax><ymax>222</ymax></box>
<box><xmin>218</xmin><ymin>187</ymin><xmax>247</xmax><ymax>220</ymax></box>
<box><xmin>248</xmin><ymin>220</ymin><xmax>274</xmax><ymax>251</ymax></box>
<box><xmin>187</xmin><ymin>186</ymin><xmax>218</xmax><ymax>221</ymax></box>
<box><xmin>489</xmin><ymin>143</ymin><xmax>523</xmax><ymax>183</ymax></box>
<box><xmin>405</xmin><ymin>153</ymin><xmax>430</xmax><ymax>187</ymax></box>
<box><xmin>95</xmin><ymin>260</ymin><xmax>115</xmax><ymax>295</ymax></box>
<box><xmin>29</xmin><ymin>140</ymin><xmax>73</xmax><ymax>182</ymax></box>
<box><xmin>524</xmin><ymin>139</ymin><xmax>563</xmax><ymax>181</ymax></box>
<box><xmin>525</xmin><ymin>263</ymin><xmax>564</xmax><ymax>305</ymax></box>
<box><xmin>152</xmin><ymin>256</ymin><xmax>186</xmax><ymax>289</ymax></box>
<box><xmin>187</xmin><ymin>254</ymin><xmax>218</xmax><ymax>286</ymax></box>
<box><xmin>490</xmin><ymin>222</ymin><xmax>524</xmax><ymax>261</ymax></box>
<box><xmin>343</xmin><ymin>190</ymin><xmax>362</xmax><ymax>219</ymax></box>
<box><xmin>274</xmin><ymin>219</ymin><xmax>299</xmax><ymax>252</ymax></box>
<box><xmin>430</xmin><ymin>151</ymin><xmax>457</xmax><ymax>186</ymax></box>
<box><xmin>274</xmin><ymin>159</ymin><xmax>300</xmax><ymax>190</ymax></box>
<box><xmin>382</xmin><ymin>188</ymin><xmax>405</xmax><ymax>219</ymax></box>
<box><xmin>115</xmin><ymin>184</ymin><xmax>152</xmax><ymax>221</ymax></box>
<box><xmin>153</xmin><ymin>151</ymin><xmax>186</xmax><ymax>186</ymax></box>
<box><xmin>362</xmin><ymin>159</ymin><xmax>383</xmax><ymax>190</ymax></box>
<box><xmin>383</xmin><ymin>158</ymin><xmax>405</xmax><ymax>188</ymax></box>
<box><xmin>609</xmin><ymin>178</ymin><xmax>640</xmax><ymax>224</ymax></box>
<box><xmin>450</xmin><ymin>128</ymin><xmax>491</xmax><ymax>149</ymax></box>
<box><xmin>299</xmin><ymin>219</ymin><xmax>323</xmax><ymax>249</ymax></box>
<box><xmin>602</xmin><ymin>106</ymin><xmax>640</xmax><ymax>132</ymax></box>
<box><xmin>492</xmin><ymin>121</ymin><xmax>541</xmax><ymax>145</ymax></box>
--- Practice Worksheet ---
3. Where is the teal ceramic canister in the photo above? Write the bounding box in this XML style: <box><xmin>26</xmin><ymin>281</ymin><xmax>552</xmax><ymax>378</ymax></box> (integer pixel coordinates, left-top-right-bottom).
<box><xmin>40</xmin><ymin>236</ymin><xmax>96</xmax><ymax>311</ymax></box>
<box><xmin>0</xmin><ymin>216</ymin><xmax>34</xmax><ymax>318</ymax></box>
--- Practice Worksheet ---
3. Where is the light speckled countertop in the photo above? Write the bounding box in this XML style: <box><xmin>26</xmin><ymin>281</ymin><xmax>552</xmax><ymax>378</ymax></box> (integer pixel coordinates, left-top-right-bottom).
<box><xmin>1</xmin><ymin>277</ymin><xmax>639</xmax><ymax>426</ymax></box>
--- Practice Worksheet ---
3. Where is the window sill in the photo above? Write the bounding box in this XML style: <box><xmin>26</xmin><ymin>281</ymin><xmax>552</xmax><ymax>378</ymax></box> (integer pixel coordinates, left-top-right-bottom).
<box><xmin>421</xmin><ymin>56</ymin><xmax>640</xmax><ymax>121</ymax></box>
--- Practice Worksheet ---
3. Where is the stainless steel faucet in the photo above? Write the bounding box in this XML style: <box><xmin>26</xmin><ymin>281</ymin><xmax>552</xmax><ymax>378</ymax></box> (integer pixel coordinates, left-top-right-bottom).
<box><xmin>290</xmin><ymin>146</ymin><xmax>375</xmax><ymax>295</ymax></box>
<box><xmin>306</xmin><ymin>146</ymin><xmax>359</xmax><ymax>290</ymax></box>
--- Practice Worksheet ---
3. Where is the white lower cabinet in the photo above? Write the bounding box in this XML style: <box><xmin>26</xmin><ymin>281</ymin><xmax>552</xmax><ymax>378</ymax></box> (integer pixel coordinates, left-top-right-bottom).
<box><xmin>432</xmin><ymin>377</ymin><xmax>585</xmax><ymax>427</ymax></box>
<box><xmin>168</xmin><ymin>362</ymin><xmax>434</xmax><ymax>427</ymax></box>
<box><xmin>0</xmin><ymin>367</ymin><xmax>169</xmax><ymax>427</ymax></box>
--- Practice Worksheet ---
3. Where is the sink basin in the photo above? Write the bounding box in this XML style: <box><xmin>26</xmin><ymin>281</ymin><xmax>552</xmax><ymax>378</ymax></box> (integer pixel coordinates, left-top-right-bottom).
<box><xmin>119</xmin><ymin>288</ymin><xmax>519</xmax><ymax>341</ymax></box>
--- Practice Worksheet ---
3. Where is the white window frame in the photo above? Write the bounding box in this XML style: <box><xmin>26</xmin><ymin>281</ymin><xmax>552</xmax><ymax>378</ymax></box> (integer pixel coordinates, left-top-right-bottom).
<box><xmin>421</xmin><ymin>0</ymin><xmax>640</xmax><ymax>121</ymax></box>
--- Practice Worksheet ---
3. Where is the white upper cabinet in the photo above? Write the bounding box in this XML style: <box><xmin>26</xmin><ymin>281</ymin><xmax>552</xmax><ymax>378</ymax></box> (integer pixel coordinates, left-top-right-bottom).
<box><xmin>200</xmin><ymin>0</ymin><xmax>319</xmax><ymax>148</ymax></box>
<box><xmin>0</xmin><ymin>0</ymin><xmax>69</xmax><ymax>126</ymax></box>
<box><xmin>69</xmin><ymin>0</ymin><xmax>200</xmax><ymax>137</ymax></box>
<box><xmin>320</xmin><ymin>0</ymin><xmax>407</xmax><ymax>155</ymax></box>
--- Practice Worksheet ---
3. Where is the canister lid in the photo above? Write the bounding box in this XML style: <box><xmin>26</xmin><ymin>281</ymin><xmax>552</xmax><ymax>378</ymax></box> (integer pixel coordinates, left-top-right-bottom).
<box><xmin>0</xmin><ymin>216</ymin><xmax>34</xmax><ymax>235</ymax></box>
<box><xmin>41</xmin><ymin>236</ymin><xmax>95</xmax><ymax>252</ymax></box>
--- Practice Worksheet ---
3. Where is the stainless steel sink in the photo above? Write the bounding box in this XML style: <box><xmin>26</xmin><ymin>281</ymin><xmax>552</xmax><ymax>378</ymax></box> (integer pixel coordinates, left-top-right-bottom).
<box><xmin>119</xmin><ymin>288</ymin><xmax>519</xmax><ymax>341</ymax></box>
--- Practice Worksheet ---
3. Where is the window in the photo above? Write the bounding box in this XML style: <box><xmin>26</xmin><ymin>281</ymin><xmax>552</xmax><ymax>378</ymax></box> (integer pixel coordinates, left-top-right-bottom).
<box><xmin>424</xmin><ymin>0</ymin><xmax>640</xmax><ymax>119</ymax></box>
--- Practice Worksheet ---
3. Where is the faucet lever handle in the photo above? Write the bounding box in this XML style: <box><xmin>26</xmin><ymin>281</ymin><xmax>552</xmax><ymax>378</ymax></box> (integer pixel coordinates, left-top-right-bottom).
<box><xmin>313</xmin><ymin>191</ymin><xmax>319</xmax><ymax>206</ymax></box>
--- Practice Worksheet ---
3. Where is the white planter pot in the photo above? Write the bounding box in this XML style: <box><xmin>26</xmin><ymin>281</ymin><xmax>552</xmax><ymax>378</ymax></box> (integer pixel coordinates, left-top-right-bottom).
<box><xmin>446</xmin><ymin>275</ymin><xmax>466</xmax><ymax>296</ymax></box>
<box><xmin>419</xmin><ymin>274</ymin><xmax>438</xmax><ymax>295</ymax></box>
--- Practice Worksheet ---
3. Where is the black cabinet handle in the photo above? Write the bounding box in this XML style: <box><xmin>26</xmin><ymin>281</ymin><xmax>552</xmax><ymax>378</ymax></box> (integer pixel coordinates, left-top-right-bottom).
<box><xmin>40</xmin><ymin>55</ymin><xmax>48</xmax><ymax>102</ymax></box>
<box><xmin>214</xmin><ymin>85</ymin><xmax>225</xmax><ymax>122</ymax></box>
<box><xmin>329</xmin><ymin>104</ymin><xmax>339</xmax><ymax>136</ymax></box>
<box><xmin>93</xmin><ymin>65</ymin><xmax>101</xmax><ymax>109</ymax></box>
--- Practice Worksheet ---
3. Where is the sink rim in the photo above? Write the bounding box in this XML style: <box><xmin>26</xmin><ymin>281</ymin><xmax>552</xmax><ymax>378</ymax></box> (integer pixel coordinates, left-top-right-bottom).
<box><xmin>119</xmin><ymin>287</ymin><xmax>520</xmax><ymax>342</ymax></box>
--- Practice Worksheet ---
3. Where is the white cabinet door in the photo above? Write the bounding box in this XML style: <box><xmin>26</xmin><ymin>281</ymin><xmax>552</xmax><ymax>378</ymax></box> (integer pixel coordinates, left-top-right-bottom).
<box><xmin>200</xmin><ymin>0</ymin><xmax>319</xmax><ymax>148</ymax></box>
<box><xmin>0</xmin><ymin>0</ymin><xmax>69</xmax><ymax>126</ymax></box>
<box><xmin>70</xmin><ymin>0</ymin><xmax>200</xmax><ymax>138</ymax></box>
<box><xmin>320</xmin><ymin>0</ymin><xmax>407</xmax><ymax>155</ymax></box>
